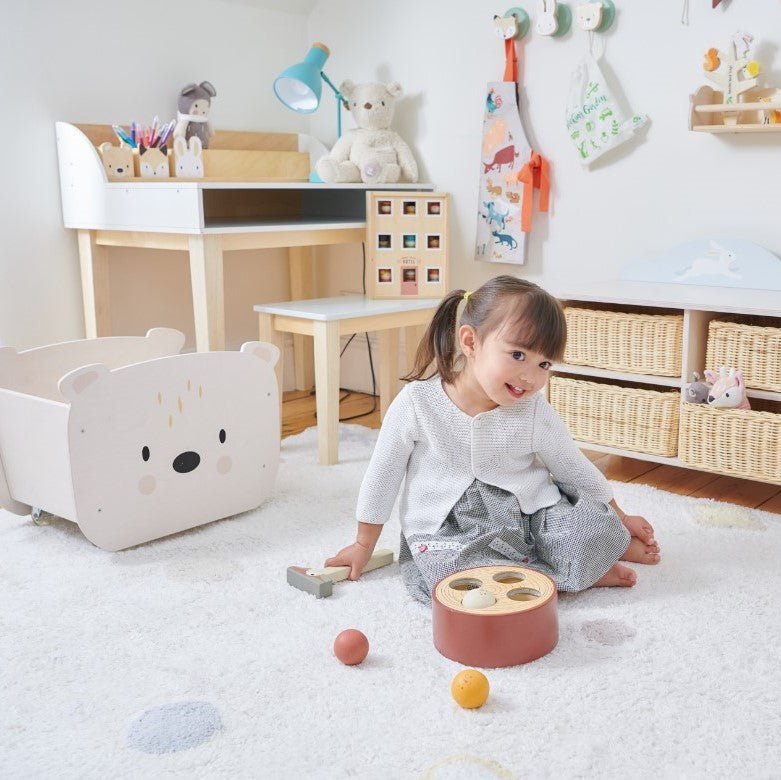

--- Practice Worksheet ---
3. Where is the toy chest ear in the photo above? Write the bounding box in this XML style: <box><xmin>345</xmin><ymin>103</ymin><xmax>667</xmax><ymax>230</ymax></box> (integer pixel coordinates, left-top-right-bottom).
<box><xmin>58</xmin><ymin>364</ymin><xmax>110</xmax><ymax>401</ymax></box>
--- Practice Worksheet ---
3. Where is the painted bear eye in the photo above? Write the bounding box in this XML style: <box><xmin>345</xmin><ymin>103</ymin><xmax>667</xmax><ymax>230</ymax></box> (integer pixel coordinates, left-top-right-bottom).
<box><xmin>142</xmin><ymin>446</ymin><xmax>150</xmax><ymax>462</ymax></box>
<box><xmin>219</xmin><ymin>429</ymin><xmax>226</xmax><ymax>444</ymax></box>
<box><xmin>381</xmin><ymin>101</ymin><xmax>385</xmax><ymax>106</ymax></box>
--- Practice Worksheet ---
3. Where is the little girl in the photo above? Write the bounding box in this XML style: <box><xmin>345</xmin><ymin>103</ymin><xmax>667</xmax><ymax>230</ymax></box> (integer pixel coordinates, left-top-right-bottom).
<box><xmin>326</xmin><ymin>276</ymin><xmax>660</xmax><ymax>603</ymax></box>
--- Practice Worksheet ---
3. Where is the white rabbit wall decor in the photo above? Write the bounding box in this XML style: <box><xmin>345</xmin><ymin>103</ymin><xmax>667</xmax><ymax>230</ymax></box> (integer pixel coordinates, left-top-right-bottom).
<box><xmin>535</xmin><ymin>1</ymin><xmax>572</xmax><ymax>37</ymax></box>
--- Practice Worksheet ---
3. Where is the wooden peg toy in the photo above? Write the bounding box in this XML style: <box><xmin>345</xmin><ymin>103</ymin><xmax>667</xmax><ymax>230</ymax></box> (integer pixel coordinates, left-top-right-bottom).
<box><xmin>535</xmin><ymin>0</ymin><xmax>572</xmax><ymax>37</ymax></box>
<box><xmin>432</xmin><ymin>565</ymin><xmax>559</xmax><ymax>667</ymax></box>
<box><xmin>494</xmin><ymin>7</ymin><xmax>530</xmax><ymax>41</ymax></box>
<box><xmin>576</xmin><ymin>0</ymin><xmax>614</xmax><ymax>33</ymax></box>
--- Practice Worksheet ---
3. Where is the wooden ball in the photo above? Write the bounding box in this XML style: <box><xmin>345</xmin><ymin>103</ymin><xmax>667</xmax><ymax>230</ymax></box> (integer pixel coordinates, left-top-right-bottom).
<box><xmin>333</xmin><ymin>629</ymin><xmax>369</xmax><ymax>665</ymax></box>
<box><xmin>451</xmin><ymin>668</ymin><xmax>490</xmax><ymax>709</ymax></box>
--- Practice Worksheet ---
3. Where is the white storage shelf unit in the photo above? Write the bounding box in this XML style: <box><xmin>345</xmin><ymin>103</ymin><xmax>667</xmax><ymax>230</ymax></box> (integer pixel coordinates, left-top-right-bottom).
<box><xmin>549</xmin><ymin>280</ymin><xmax>781</xmax><ymax>478</ymax></box>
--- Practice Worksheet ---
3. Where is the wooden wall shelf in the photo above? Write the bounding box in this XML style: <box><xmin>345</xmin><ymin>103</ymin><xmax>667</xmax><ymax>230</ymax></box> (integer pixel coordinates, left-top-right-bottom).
<box><xmin>689</xmin><ymin>85</ymin><xmax>781</xmax><ymax>133</ymax></box>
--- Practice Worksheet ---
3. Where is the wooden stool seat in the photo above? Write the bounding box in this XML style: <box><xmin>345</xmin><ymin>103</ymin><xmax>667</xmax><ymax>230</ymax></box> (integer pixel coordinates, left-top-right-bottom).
<box><xmin>256</xmin><ymin>295</ymin><xmax>439</xmax><ymax>465</ymax></box>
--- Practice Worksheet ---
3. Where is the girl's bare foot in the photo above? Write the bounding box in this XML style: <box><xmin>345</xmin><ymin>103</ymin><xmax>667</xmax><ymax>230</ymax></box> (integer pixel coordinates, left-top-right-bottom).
<box><xmin>593</xmin><ymin>562</ymin><xmax>637</xmax><ymax>588</ymax></box>
<box><xmin>621</xmin><ymin>535</ymin><xmax>661</xmax><ymax>565</ymax></box>
<box><xmin>621</xmin><ymin>514</ymin><xmax>657</xmax><ymax>546</ymax></box>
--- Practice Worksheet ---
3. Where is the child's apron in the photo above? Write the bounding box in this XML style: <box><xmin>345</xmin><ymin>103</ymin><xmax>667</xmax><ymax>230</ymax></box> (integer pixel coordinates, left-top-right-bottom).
<box><xmin>475</xmin><ymin>39</ymin><xmax>550</xmax><ymax>265</ymax></box>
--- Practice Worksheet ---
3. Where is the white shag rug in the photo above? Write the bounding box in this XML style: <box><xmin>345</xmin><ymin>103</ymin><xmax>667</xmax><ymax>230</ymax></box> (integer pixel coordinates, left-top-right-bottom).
<box><xmin>1</xmin><ymin>424</ymin><xmax>780</xmax><ymax>779</ymax></box>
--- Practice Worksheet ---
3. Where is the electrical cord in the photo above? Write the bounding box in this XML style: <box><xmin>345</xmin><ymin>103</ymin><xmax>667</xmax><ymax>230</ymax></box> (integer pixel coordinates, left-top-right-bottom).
<box><xmin>313</xmin><ymin>241</ymin><xmax>378</xmax><ymax>422</ymax></box>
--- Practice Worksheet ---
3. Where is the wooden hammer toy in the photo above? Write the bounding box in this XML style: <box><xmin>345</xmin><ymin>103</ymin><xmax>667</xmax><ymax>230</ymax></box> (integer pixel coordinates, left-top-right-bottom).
<box><xmin>287</xmin><ymin>549</ymin><xmax>394</xmax><ymax>598</ymax></box>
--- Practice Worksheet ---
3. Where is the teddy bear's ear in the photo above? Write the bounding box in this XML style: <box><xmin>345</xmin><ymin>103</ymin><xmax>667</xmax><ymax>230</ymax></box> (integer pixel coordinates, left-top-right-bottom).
<box><xmin>98</xmin><ymin>142</ymin><xmax>113</xmax><ymax>155</ymax></box>
<box><xmin>199</xmin><ymin>81</ymin><xmax>216</xmax><ymax>97</ymax></box>
<box><xmin>339</xmin><ymin>80</ymin><xmax>356</xmax><ymax>100</ymax></box>
<box><xmin>385</xmin><ymin>81</ymin><xmax>404</xmax><ymax>99</ymax></box>
<box><xmin>180</xmin><ymin>83</ymin><xmax>198</xmax><ymax>97</ymax></box>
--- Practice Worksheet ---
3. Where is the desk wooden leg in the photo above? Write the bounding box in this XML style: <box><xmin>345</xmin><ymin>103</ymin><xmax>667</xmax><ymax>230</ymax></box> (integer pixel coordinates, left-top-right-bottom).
<box><xmin>404</xmin><ymin>324</ymin><xmax>426</xmax><ymax>375</ymax></box>
<box><xmin>77</xmin><ymin>230</ymin><xmax>111</xmax><ymax>338</ymax></box>
<box><xmin>258</xmin><ymin>313</ymin><xmax>285</xmax><ymax>429</ymax></box>
<box><xmin>189</xmin><ymin>235</ymin><xmax>224</xmax><ymax>352</ymax></box>
<box><xmin>288</xmin><ymin>246</ymin><xmax>315</xmax><ymax>391</ymax></box>
<box><xmin>313</xmin><ymin>320</ymin><xmax>340</xmax><ymax>465</ymax></box>
<box><xmin>378</xmin><ymin>328</ymin><xmax>400</xmax><ymax>420</ymax></box>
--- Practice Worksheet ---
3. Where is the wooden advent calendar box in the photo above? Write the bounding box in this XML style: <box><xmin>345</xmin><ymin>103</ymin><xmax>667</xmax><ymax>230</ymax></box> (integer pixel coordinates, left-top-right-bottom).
<box><xmin>365</xmin><ymin>192</ymin><xmax>449</xmax><ymax>299</ymax></box>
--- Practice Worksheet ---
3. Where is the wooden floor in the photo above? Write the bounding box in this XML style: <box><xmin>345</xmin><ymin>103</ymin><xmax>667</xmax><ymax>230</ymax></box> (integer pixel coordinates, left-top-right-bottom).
<box><xmin>282</xmin><ymin>390</ymin><xmax>781</xmax><ymax>515</ymax></box>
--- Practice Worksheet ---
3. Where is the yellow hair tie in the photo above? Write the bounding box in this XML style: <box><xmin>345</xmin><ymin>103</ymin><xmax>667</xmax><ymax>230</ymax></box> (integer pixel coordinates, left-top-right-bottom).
<box><xmin>463</xmin><ymin>291</ymin><xmax>472</xmax><ymax>301</ymax></box>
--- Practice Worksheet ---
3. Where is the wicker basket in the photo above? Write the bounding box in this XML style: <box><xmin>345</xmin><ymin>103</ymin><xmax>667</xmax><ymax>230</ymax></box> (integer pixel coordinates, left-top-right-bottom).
<box><xmin>679</xmin><ymin>403</ymin><xmax>781</xmax><ymax>485</ymax></box>
<box><xmin>705</xmin><ymin>319</ymin><xmax>781</xmax><ymax>393</ymax></box>
<box><xmin>563</xmin><ymin>307</ymin><xmax>683</xmax><ymax>377</ymax></box>
<box><xmin>548</xmin><ymin>377</ymin><xmax>680</xmax><ymax>456</ymax></box>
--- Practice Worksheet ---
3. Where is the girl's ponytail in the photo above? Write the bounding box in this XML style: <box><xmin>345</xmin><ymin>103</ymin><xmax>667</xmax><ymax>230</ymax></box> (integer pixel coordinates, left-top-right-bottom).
<box><xmin>403</xmin><ymin>289</ymin><xmax>465</xmax><ymax>383</ymax></box>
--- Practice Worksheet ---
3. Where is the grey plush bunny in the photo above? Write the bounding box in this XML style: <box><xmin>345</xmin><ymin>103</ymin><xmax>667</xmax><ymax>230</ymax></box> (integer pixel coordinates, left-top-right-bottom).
<box><xmin>174</xmin><ymin>81</ymin><xmax>217</xmax><ymax>149</ymax></box>
<box><xmin>683</xmin><ymin>371</ymin><xmax>710</xmax><ymax>403</ymax></box>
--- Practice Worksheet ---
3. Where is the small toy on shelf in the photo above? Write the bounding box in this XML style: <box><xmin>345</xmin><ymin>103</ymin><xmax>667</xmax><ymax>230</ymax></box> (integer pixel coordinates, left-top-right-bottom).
<box><xmin>315</xmin><ymin>80</ymin><xmax>418</xmax><ymax>184</ymax></box>
<box><xmin>98</xmin><ymin>142</ymin><xmax>134</xmax><ymax>179</ymax></box>
<box><xmin>174</xmin><ymin>81</ymin><xmax>217</xmax><ymax>149</ymax></box>
<box><xmin>704</xmin><ymin>367</ymin><xmax>751</xmax><ymax>410</ymax></box>
<box><xmin>689</xmin><ymin>32</ymin><xmax>781</xmax><ymax>132</ymax></box>
<box><xmin>684</xmin><ymin>372</ymin><xmax>710</xmax><ymax>404</ymax></box>
<box><xmin>365</xmin><ymin>191</ymin><xmax>449</xmax><ymax>299</ymax></box>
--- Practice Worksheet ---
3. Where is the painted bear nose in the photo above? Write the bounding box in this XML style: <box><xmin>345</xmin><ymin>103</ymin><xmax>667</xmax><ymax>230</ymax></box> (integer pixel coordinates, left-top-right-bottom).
<box><xmin>173</xmin><ymin>451</ymin><xmax>201</xmax><ymax>473</ymax></box>
<box><xmin>364</xmin><ymin>102</ymin><xmax>372</xmax><ymax>109</ymax></box>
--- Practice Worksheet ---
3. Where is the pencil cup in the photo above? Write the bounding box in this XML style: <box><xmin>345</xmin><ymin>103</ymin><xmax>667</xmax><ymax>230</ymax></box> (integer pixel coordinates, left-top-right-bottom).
<box><xmin>97</xmin><ymin>142</ymin><xmax>135</xmax><ymax>180</ymax></box>
<box><xmin>138</xmin><ymin>144</ymin><xmax>171</xmax><ymax>178</ymax></box>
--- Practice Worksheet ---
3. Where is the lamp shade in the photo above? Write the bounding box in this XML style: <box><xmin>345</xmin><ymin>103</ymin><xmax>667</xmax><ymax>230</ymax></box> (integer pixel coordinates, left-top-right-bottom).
<box><xmin>273</xmin><ymin>42</ymin><xmax>330</xmax><ymax>114</ymax></box>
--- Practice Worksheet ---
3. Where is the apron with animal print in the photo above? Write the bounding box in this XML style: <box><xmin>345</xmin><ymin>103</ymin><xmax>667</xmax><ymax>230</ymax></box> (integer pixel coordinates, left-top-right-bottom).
<box><xmin>475</xmin><ymin>35</ymin><xmax>550</xmax><ymax>265</ymax></box>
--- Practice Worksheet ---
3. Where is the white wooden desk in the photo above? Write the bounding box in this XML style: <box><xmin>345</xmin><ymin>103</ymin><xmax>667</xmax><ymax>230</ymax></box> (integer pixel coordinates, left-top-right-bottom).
<box><xmin>256</xmin><ymin>295</ymin><xmax>440</xmax><ymax>464</ymax></box>
<box><xmin>55</xmin><ymin>122</ymin><xmax>432</xmax><ymax>390</ymax></box>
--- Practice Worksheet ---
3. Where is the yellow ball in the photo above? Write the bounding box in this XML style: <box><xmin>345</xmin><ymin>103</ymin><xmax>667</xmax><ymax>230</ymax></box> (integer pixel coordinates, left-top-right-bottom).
<box><xmin>745</xmin><ymin>60</ymin><xmax>761</xmax><ymax>77</ymax></box>
<box><xmin>451</xmin><ymin>668</ymin><xmax>490</xmax><ymax>709</ymax></box>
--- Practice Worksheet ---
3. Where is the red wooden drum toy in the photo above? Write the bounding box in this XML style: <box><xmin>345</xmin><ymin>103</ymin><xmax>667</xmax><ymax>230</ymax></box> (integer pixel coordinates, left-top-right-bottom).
<box><xmin>432</xmin><ymin>566</ymin><xmax>558</xmax><ymax>668</ymax></box>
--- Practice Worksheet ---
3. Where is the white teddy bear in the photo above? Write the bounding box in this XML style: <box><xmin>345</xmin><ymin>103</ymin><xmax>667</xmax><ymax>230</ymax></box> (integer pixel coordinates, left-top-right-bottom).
<box><xmin>315</xmin><ymin>80</ymin><xmax>419</xmax><ymax>184</ymax></box>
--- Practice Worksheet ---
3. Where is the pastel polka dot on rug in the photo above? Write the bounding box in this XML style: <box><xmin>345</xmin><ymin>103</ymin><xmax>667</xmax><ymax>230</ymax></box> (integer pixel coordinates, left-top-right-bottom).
<box><xmin>693</xmin><ymin>503</ymin><xmax>767</xmax><ymax>531</ymax></box>
<box><xmin>581</xmin><ymin>618</ymin><xmax>636</xmax><ymax>646</ymax></box>
<box><xmin>127</xmin><ymin>701</ymin><xmax>221</xmax><ymax>754</ymax></box>
<box><xmin>420</xmin><ymin>754</ymin><xmax>515</xmax><ymax>779</ymax></box>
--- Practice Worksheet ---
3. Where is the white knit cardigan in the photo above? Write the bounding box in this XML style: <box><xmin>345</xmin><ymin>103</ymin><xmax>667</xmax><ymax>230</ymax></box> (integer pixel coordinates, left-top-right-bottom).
<box><xmin>356</xmin><ymin>377</ymin><xmax>614</xmax><ymax>537</ymax></box>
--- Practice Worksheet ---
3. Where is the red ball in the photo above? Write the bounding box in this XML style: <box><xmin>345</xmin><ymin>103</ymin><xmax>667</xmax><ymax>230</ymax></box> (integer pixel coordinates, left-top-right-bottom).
<box><xmin>333</xmin><ymin>629</ymin><xmax>369</xmax><ymax>665</ymax></box>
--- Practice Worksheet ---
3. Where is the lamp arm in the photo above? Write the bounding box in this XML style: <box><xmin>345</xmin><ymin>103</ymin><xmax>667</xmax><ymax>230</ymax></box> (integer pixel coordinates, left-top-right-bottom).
<box><xmin>320</xmin><ymin>70</ymin><xmax>346</xmax><ymax>137</ymax></box>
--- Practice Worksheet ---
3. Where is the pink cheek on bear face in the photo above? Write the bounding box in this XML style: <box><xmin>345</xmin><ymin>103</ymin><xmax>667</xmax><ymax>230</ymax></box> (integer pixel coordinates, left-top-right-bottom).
<box><xmin>217</xmin><ymin>455</ymin><xmax>232</xmax><ymax>475</ymax></box>
<box><xmin>138</xmin><ymin>475</ymin><xmax>157</xmax><ymax>495</ymax></box>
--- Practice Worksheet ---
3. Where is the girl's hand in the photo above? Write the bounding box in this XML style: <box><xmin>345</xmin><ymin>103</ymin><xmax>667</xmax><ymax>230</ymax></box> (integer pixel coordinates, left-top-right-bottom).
<box><xmin>325</xmin><ymin>542</ymin><xmax>375</xmax><ymax>581</ymax></box>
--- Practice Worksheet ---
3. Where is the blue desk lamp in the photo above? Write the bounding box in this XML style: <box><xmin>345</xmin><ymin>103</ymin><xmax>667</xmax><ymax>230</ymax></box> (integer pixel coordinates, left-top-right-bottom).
<box><xmin>273</xmin><ymin>42</ymin><xmax>346</xmax><ymax>138</ymax></box>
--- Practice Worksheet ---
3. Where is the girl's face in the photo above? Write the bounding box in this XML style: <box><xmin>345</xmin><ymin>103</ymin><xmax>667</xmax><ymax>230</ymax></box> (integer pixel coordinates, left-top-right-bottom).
<box><xmin>459</xmin><ymin>325</ymin><xmax>554</xmax><ymax>409</ymax></box>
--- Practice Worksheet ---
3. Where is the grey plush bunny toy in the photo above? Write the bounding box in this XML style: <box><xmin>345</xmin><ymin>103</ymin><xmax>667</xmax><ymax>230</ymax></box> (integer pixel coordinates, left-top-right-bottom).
<box><xmin>174</xmin><ymin>81</ymin><xmax>217</xmax><ymax>149</ymax></box>
<box><xmin>683</xmin><ymin>371</ymin><xmax>710</xmax><ymax>403</ymax></box>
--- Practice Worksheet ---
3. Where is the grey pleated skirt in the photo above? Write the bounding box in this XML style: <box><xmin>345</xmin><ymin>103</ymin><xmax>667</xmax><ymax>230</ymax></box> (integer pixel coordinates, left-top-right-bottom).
<box><xmin>399</xmin><ymin>479</ymin><xmax>630</xmax><ymax>604</ymax></box>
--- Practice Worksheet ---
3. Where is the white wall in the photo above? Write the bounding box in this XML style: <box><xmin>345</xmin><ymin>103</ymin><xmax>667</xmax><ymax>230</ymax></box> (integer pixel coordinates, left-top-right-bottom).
<box><xmin>2</xmin><ymin>1</ymin><xmax>779</xmax><ymax>385</ymax></box>
<box><xmin>0</xmin><ymin>0</ymin><xmax>311</xmax><ymax>350</ymax></box>
<box><xmin>309</xmin><ymin>0</ymin><xmax>781</xmax><ymax>299</ymax></box>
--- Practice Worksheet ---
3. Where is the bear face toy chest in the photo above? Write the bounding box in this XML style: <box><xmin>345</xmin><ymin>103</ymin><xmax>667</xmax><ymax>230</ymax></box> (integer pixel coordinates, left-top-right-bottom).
<box><xmin>0</xmin><ymin>329</ymin><xmax>280</xmax><ymax>551</ymax></box>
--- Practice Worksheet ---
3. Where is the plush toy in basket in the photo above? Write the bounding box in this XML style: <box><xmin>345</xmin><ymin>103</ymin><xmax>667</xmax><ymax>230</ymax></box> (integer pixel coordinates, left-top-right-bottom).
<box><xmin>0</xmin><ymin>329</ymin><xmax>280</xmax><ymax>551</ymax></box>
<box><xmin>683</xmin><ymin>372</ymin><xmax>710</xmax><ymax>404</ymax></box>
<box><xmin>315</xmin><ymin>80</ymin><xmax>419</xmax><ymax>184</ymax></box>
<box><xmin>704</xmin><ymin>367</ymin><xmax>751</xmax><ymax>410</ymax></box>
